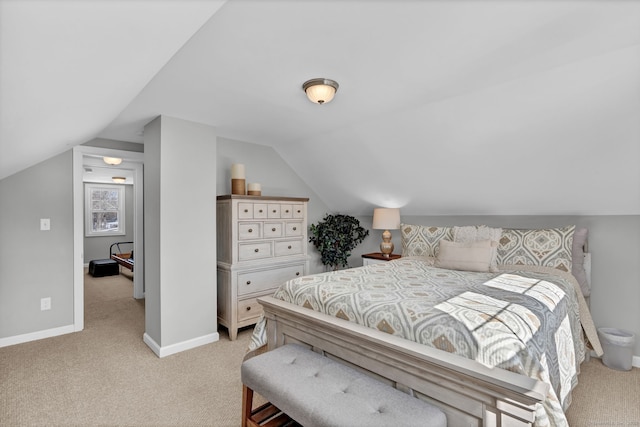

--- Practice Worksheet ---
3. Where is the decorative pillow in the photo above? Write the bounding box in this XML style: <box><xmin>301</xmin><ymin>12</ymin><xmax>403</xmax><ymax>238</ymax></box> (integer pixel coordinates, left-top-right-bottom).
<box><xmin>435</xmin><ymin>239</ymin><xmax>495</xmax><ymax>272</ymax></box>
<box><xmin>452</xmin><ymin>225</ymin><xmax>502</xmax><ymax>272</ymax></box>
<box><xmin>401</xmin><ymin>224</ymin><xmax>452</xmax><ymax>258</ymax></box>
<box><xmin>572</xmin><ymin>227</ymin><xmax>589</xmax><ymax>296</ymax></box>
<box><xmin>497</xmin><ymin>225</ymin><xmax>575</xmax><ymax>272</ymax></box>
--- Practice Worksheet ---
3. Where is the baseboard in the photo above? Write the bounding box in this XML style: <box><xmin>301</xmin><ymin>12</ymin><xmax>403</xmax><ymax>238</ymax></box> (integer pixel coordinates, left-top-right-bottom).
<box><xmin>143</xmin><ymin>331</ymin><xmax>220</xmax><ymax>358</ymax></box>
<box><xmin>0</xmin><ymin>324</ymin><xmax>76</xmax><ymax>348</ymax></box>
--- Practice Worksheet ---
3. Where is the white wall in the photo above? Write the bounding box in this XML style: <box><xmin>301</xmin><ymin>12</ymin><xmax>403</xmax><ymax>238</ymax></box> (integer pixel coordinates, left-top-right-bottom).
<box><xmin>144</xmin><ymin>116</ymin><xmax>218</xmax><ymax>356</ymax></box>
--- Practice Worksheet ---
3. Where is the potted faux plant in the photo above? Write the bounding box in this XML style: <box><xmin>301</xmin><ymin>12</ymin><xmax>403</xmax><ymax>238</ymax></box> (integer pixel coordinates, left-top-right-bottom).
<box><xmin>309</xmin><ymin>213</ymin><xmax>369</xmax><ymax>271</ymax></box>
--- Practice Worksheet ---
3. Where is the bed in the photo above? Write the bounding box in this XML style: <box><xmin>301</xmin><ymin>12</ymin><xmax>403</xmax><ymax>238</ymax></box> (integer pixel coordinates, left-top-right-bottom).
<box><xmin>249</xmin><ymin>224</ymin><xmax>602</xmax><ymax>427</ymax></box>
<box><xmin>110</xmin><ymin>241</ymin><xmax>134</xmax><ymax>272</ymax></box>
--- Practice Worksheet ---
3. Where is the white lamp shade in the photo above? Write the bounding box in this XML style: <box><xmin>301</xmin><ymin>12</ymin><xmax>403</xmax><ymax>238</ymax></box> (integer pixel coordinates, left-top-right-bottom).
<box><xmin>372</xmin><ymin>208</ymin><xmax>401</xmax><ymax>230</ymax></box>
<box><xmin>231</xmin><ymin>163</ymin><xmax>245</xmax><ymax>179</ymax></box>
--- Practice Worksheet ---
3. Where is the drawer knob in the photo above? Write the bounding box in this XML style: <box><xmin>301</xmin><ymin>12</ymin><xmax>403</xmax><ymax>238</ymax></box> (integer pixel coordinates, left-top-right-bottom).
<box><xmin>292</xmin><ymin>227</ymin><xmax>297</xmax><ymax>231</ymax></box>
<box><xmin>254</xmin><ymin>248</ymin><xmax>259</xmax><ymax>253</ymax></box>
<box><xmin>244</xmin><ymin>209</ymin><xmax>249</xmax><ymax>213</ymax></box>
<box><xmin>296</xmin><ymin>272</ymin><xmax>300</xmax><ymax>276</ymax></box>
<box><xmin>246</xmin><ymin>306</ymin><xmax>251</xmax><ymax>311</ymax></box>
<box><xmin>288</xmin><ymin>245</ymin><xmax>292</xmax><ymax>249</ymax></box>
<box><xmin>246</xmin><ymin>281</ymin><xmax>251</xmax><ymax>285</ymax></box>
<box><xmin>272</xmin><ymin>209</ymin><xmax>276</xmax><ymax>213</ymax></box>
<box><xmin>272</xmin><ymin>227</ymin><xmax>276</xmax><ymax>232</ymax></box>
<box><xmin>259</xmin><ymin>209</ymin><xmax>263</xmax><ymax>213</ymax></box>
<box><xmin>297</xmin><ymin>210</ymin><xmax>301</xmax><ymax>213</ymax></box>
<box><xmin>248</xmin><ymin>228</ymin><xmax>253</xmax><ymax>233</ymax></box>
<box><xmin>285</xmin><ymin>210</ymin><xmax>290</xmax><ymax>213</ymax></box>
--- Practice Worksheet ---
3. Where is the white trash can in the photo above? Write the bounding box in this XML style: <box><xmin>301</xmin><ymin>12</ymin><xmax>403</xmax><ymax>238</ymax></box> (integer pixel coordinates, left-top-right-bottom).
<box><xmin>597</xmin><ymin>328</ymin><xmax>635</xmax><ymax>371</ymax></box>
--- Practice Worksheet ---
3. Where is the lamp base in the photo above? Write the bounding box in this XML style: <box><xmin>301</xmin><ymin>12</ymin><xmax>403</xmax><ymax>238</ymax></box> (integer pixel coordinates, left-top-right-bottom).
<box><xmin>380</xmin><ymin>230</ymin><xmax>394</xmax><ymax>257</ymax></box>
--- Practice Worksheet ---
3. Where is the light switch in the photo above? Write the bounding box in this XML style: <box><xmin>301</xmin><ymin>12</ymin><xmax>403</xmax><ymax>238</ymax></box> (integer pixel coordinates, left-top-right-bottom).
<box><xmin>40</xmin><ymin>218</ymin><xmax>50</xmax><ymax>231</ymax></box>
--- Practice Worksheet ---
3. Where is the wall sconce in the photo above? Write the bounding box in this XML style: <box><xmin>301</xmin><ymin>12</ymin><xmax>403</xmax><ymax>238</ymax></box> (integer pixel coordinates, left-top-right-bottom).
<box><xmin>103</xmin><ymin>156</ymin><xmax>123</xmax><ymax>165</ymax></box>
<box><xmin>112</xmin><ymin>176</ymin><xmax>126</xmax><ymax>184</ymax></box>
<box><xmin>302</xmin><ymin>78</ymin><xmax>339</xmax><ymax>104</ymax></box>
<box><xmin>372</xmin><ymin>208</ymin><xmax>401</xmax><ymax>257</ymax></box>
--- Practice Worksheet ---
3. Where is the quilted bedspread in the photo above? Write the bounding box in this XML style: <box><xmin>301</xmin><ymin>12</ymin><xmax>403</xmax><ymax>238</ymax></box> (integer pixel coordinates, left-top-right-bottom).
<box><xmin>251</xmin><ymin>258</ymin><xmax>591</xmax><ymax>427</ymax></box>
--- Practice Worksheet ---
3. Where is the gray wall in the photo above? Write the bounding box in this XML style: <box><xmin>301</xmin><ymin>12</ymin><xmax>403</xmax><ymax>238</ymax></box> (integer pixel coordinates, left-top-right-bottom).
<box><xmin>0</xmin><ymin>151</ymin><xmax>74</xmax><ymax>338</ymax></box>
<box><xmin>83</xmin><ymin>183</ymin><xmax>134</xmax><ymax>262</ymax></box>
<box><xmin>144</xmin><ymin>116</ymin><xmax>218</xmax><ymax>350</ymax></box>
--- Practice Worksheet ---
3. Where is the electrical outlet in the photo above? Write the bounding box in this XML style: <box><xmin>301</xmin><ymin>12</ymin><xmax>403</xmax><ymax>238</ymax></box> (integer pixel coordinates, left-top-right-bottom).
<box><xmin>41</xmin><ymin>297</ymin><xmax>51</xmax><ymax>311</ymax></box>
<box><xmin>40</xmin><ymin>218</ymin><xmax>50</xmax><ymax>231</ymax></box>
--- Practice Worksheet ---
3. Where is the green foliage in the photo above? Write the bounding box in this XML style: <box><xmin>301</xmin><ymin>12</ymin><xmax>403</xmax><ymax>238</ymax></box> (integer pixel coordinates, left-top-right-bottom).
<box><xmin>309</xmin><ymin>213</ymin><xmax>369</xmax><ymax>270</ymax></box>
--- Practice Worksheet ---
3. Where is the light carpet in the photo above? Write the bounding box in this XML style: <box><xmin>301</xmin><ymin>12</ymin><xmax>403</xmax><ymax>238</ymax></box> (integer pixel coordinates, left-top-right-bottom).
<box><xmin>0</xmin><ymin>270</ymin><xmax>638</xmax><ymax>426</ymax></box>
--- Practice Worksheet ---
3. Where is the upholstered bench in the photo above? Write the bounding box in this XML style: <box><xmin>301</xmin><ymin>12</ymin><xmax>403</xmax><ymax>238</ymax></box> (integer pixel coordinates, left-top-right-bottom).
<box><xmin>88</xmin><ymin>259</ymin><xmax>119</xmax><ymax>277</ymax></box>
<box><xmin>241</xmin><ymin>344</ymin><xmax>447</xmax><ymax>427</ymax></box>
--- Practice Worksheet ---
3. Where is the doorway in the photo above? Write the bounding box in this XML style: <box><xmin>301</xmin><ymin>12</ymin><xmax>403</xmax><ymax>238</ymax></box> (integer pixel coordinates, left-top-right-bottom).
<box><xmin>72</xmin><ymin>146</ymin><xmax>144</xmax><ymax>332</ymax></box>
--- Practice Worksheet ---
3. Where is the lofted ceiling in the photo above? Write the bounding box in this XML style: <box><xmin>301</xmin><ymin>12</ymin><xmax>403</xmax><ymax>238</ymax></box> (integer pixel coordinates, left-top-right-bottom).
<box><xmin>2</xmin><ymin>0</ymin><xmax>639</xmax><ymax>215</ymax></box>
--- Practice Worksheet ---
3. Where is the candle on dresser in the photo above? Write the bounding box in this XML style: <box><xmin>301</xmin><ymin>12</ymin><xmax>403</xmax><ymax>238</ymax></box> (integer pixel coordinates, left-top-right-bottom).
<box><xmin>231</xmin><ymin>163</ymin><xmax>245</xmax><ymax>179</ymax></box>
<box><xmin>231</xmin><ymin>163</ymin><xmax>246</xmax><ymax>195</ymax></box>
<box><xmin>247</xmin><ymin>183</ymin><xmax>261</xmax><ymax>196</ymax></box>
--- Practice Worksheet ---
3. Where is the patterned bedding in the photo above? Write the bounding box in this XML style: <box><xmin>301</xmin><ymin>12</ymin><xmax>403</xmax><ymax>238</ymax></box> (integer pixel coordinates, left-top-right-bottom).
<box><xmin>250</xmin><ymin>258</ymin><xmax>594</xmax><ymax>427</ymax></box>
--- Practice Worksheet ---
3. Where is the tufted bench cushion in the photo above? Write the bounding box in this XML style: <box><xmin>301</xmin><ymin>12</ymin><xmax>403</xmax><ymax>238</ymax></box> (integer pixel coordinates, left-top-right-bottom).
<box><xmin>241</xmin><ymin>344</ymin><xmax>447</xmax><ymax>427</ymax></box>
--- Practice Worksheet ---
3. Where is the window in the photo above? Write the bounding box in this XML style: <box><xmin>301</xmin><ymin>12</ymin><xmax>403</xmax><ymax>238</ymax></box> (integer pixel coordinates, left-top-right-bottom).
<box><xmin>85</xmin><ymin>184</ymin><xmax>125</xmax><ymax>237</ymax></box>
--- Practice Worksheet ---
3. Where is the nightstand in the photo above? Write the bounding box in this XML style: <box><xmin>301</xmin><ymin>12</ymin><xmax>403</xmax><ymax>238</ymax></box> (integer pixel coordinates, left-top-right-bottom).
<box><xmin>362</xmin><ymin>252</ymin><xmax>401</xmax><ymax>266</ymax></box>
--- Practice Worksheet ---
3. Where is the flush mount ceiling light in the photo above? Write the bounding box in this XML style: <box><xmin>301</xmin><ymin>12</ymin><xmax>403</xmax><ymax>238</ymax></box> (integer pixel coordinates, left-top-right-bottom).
<box><xmin>302</xmin><ymin>78</ymin><xmax>339</xmax><ymax>104</ymax></box>
<box><xmin>112</xmin><ymin>176</ymin><xmax>126</xmax><ymax>184</ymax></box>
<box><xmin>103</xmin><ymin>156</ymin><xmax>123</xmax><ymax>165</ymax></box>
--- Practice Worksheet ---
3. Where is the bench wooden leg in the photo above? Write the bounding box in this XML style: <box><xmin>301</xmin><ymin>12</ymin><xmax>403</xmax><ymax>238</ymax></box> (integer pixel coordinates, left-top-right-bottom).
<box><xmin>242</xmin><ymin>385</ymin><xmax>253</xmax><ymax>427</ymax></box>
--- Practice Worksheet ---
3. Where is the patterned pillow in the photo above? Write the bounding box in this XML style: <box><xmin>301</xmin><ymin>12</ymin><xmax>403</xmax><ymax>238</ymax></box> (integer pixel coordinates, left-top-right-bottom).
<box><xmin>401</xmin><ymin>224</ymin><xmax>452</xmax><ymax>257</ymax></box>
<box><xmin>497</xmin><ymin>225</ymin><xmax>575</xmax><ymax>272</ymax></box>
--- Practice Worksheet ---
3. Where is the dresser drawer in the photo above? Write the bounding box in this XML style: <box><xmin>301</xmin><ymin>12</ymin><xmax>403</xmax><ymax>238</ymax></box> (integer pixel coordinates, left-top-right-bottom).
<box><xmin>267</xmin><ymin>204</ymin><xmax>281</xmax><ymax>218</ymax></box>
<box><xmin>280</xmin><ymin>204</ymin><xmax>293</xmax><ymax>218</ymax></box>
<box><xmin>292</xmin><ymin>205</ymin><xmax>305</xmax><ymax>219</ymax></box>
<box><xmin>238</xmin><ymin>242</ymin><xmax>272</xmax><ymax>261</ymax></box>
<box><xmin>237</xmin><ymin>298</ymin><xmax>263</xmax><ymax>322</ymax></box>
<box><xmin>275</xmin><ymin>239</ymin><xmax>303</xmax><ymax>257</ymax></box>
<box><xmin>238</xmin><ymin>222</ymin><xmax>261</xmax><ymax>240</ymax></box>
<box><xmin>264</xmin><ymin>222</ymin><xmax>283</xmax><ymax>238</ymax></box>
<box><xmin>238</xmin><ymin>203</ymin><xmax>253</xmax><ymax>219</ymax></box>
<box><xmin>253</xmin><ymin>203</ymin><xmax>267</xmax><ymax>219</ymax></box>
<box><xmin>237</xmin><ymin>264</ymin><xmax>304</xmax><ymax>296</ymax></box>
<box><xmin>285</xmin><ymin>221</ymin><xmax>303</xmax><ymax>237</ymax></box>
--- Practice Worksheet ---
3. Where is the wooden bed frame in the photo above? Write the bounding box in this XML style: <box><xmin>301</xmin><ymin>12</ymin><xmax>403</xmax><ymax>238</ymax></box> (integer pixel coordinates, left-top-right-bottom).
<box><xmin>257</xmin><ymin>295</ymin><xmax>549</xmax><ymax>427</ymax></box>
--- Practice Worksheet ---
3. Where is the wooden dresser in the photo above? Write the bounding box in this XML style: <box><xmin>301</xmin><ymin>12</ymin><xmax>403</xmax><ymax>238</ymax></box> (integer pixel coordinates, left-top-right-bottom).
<box><xmin>216</xmin><ymin>195</ymin><xmax>310</xmax><ymax>340</ymax></box>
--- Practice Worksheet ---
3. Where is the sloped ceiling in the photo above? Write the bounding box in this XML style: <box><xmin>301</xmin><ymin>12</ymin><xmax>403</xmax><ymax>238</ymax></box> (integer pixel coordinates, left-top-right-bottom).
<box><xmin>2</xmin><ymin>1</ymin><xmax>639</xmax><ymax>215</ymax></box>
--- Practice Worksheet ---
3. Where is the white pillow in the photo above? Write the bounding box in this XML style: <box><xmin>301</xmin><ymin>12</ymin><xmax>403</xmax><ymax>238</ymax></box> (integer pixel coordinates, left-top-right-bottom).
<box><xmin>452</xmin><ymin>225</ymin><xmax>502</xmax><ymax>272</ymax></box>
<box><xmin>435</xmin><ymin>239</ymin><xmax>495</xmax><ymax>273</ymax></box>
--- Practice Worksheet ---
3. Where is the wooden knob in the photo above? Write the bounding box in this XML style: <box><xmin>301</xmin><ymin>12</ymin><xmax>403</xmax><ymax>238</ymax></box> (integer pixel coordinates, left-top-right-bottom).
<box><xmin>244</xmin><ymin>209</ymin><xmax>248</xmax><ymax>213</ymax></box>
<box><xmin>293</xmin><ymin>227</ymin><xmax>297</xmax><ymax>231</ymax></box>
<box><xmin>286</xmin><ymin>210</ymin><xmax>290</xmax><ymax>213</ymax></box>
<box><xmin>272</xmin><ymin>228</ymin><xmax>276</xmax><ymax>232</ymax></box>
<box><xmin>296</xmin><ymin>272</ymin><xmax>300</xmax><ymax>276</ymax></box>
<box><xmin>246</xmin><ymin>281</ymin><xmax>251</xmax><ymax>285</ymax></box>
<box><xmin>259</xmin><ymin>209</ymin><xmax>263</xmax><ymax>213</ymax></box>
<box><xmin>272</xmin><ymin>209</ymin><xmax>276</xmax><ymax>213</ymax></box>
<box><xmin>248</xmin><ymin>228</ymin><xmax>253</xmax><ymax>233</ymax></box>
<box><xmin>254</xmin><ymin>248</ymin><xmax>259</xmax><ymax>253</ymax></box>
<box><xmin>246</xmin><ymin>306</ymin><xmax>251</xmax><ymax>311</ymax></box>
<box><xmin>288</xmin><ymin>245</ymin><xmax>292</xmax><ymax>249</ymax></box>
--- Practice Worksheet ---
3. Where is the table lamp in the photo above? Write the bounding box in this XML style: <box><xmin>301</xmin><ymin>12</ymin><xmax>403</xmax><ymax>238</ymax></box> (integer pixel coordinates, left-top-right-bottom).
<box><xmin>372</xmin><ymin>208</ymin><xmax>401</xmax><ymax>257</ymax></box>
